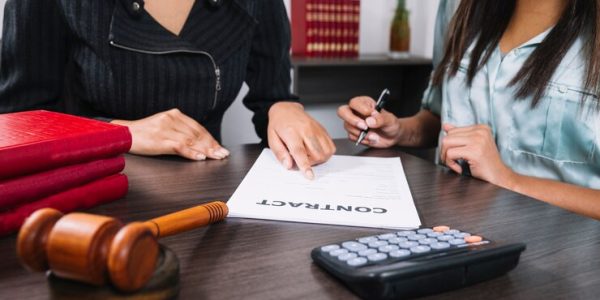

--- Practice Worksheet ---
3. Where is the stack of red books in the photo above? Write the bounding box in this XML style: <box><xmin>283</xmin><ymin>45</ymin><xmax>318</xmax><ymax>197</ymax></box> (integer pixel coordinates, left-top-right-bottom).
<box><xmin>292</xmin><ymin>0</ymin><xmax>361</xmax><ymax>58</ymax></box>
<box><xmin>0</xmin><ymin>110</ymin><xmax>132</xmax><ymax>236</ymax></box>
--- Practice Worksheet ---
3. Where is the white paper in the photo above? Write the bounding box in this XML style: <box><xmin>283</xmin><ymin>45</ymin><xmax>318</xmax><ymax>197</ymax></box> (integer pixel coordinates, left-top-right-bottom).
<box><xmin>227</xmin><ymin>149</ymin><xmax>421</xmax><ymax>229</ymax></box>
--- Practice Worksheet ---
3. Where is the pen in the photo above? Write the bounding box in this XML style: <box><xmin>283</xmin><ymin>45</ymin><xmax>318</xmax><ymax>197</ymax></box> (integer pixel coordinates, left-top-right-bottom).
<box><xmin>356</xmin><ymin>88</ymin><xmax>391</xmax><ymax>145</ymax></box>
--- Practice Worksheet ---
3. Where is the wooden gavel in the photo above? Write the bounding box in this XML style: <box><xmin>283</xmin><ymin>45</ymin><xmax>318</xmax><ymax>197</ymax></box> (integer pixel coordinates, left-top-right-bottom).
<box><xmin>16</xmin><ymin>201</ymin><xmax>228</xmax><ymax>292</ymax></box>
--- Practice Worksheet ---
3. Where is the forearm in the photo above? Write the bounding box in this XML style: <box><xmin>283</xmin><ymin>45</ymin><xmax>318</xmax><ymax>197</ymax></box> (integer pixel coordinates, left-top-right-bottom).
<box><xmin>396</xmin><ymin>109</ymin><xmax>441</xmax><ymax>148</ymax></box>
<box><xmin>505</xmin><ymin>174</ymin><xmax>600</xmax><ymax>220</ymax></box>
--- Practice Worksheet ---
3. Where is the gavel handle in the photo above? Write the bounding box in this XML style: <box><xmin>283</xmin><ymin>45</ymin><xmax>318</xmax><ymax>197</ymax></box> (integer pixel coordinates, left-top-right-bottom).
<box><xmin>143</xmin><ymin>201</ymin><xmax>228</xmax><ymax>238</ymax></box>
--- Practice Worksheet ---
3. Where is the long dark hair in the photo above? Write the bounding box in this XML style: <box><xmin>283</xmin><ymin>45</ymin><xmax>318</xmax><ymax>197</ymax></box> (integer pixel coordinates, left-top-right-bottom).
<box><xmin>432</xmin><ymin>0</ymin><xmax>600</xmax><ymax>108</ymax></box>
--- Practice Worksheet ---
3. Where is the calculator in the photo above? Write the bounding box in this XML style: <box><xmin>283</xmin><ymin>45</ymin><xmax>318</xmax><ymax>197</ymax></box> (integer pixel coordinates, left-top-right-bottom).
<box><xmin>311</xmin><ymin>226</ymin><xmax>526</xmax><ymax>299</ymax></box>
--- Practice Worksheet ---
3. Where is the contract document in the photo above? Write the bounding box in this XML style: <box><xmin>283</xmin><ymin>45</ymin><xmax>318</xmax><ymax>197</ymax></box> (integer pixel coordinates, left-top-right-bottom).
<box><xmin>227</xmin><ymin>149</ymin><xmax>421</xmax><ymax>229</ymax></box>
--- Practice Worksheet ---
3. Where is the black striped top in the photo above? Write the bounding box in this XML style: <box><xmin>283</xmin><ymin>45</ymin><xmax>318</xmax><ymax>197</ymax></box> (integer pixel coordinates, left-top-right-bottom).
<box><xmin>0</xmin><ymin>0</ymin><xmax>296</xmax><ymax>142</ymax></box>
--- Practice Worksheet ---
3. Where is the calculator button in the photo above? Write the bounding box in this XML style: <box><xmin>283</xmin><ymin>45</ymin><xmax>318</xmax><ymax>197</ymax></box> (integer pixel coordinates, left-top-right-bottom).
<box><xmin>321</xmin><ymin>245</ymin><xmax>340</xmax><ymax>252</ymax></box>
<box><xmin>427</xmin><ymin>232</ymin><xmax>443</xmax><ymax>238</ymax></box>
<box><xmin>417</xmin><ymin>228</ymin><xmax>434</xmax><ymax>234</ymax></box>
<box><xmin>358</xmin><ymin>249</ymin><xmax>377</xmax><ymax>256</ymax></box>
<box><xmin>368</xmin><ymin>241</ymin><xmax>388</xmax><ymax>248</ymax></box>
<box><xmin>398</xmin><ymin>241</ymin><xmax>419</xmax><ymax>249</ymax></box>
<box><xmin>430</xmin><ymin>242</ymin><xmax>451</xmax><ymax>250</ymax></box>
<box><xmin>387</xmin><ymin>237</ymin><xmax>408</xmax><ymax>244</ymax></box>
<box><xmin>347</xmin><ymin>257</ymin><xmax>368</xmax><ymax>267</ymax></box>
<box><xmin>465</xmin><ymin>235</ymin><xmax>483</xmax><ymax>243</ymax></box>
<box><xmin>418</xmin><ymin>238</ymin><xmax>438</xmax><ymax>245</ymax></box>
<box><xmin>454</xmin><ymin>232</ymin><xmax>471</xmax><ymax>238</ymax></box>
<box><xmin>437</xmin><ymin>235</ymin><xmax>454</xmax><ymax>241</ymax></box>
<box><xmin>389</xmin><ymin>249</ymin><xmax>411</xmax><ymax>258</ymax></box>
<box><xmin>329</xmin><ymin>249</ymin><xmax>349</xmax><ymax>256</ymax></box>
<box><xmin>410</xmin><ymin>245</ymin><xmax>431</xmax><ymax>254</ymax></box>
<box><xmin>407</xmin><ymin>234</ymin><xmax>426</xmax><ymax>241</ymax></box>
<box><xmin>446</xmin><ymin>229</ymin><xmax>460</xmax><ymax>235</ymax></box>
<box><xmin>378</xmin><ymin>233</ymin><xmax>397</xmax><ymax>240</ymax></box>
<box><xmin>367</xmin><ymin>253</ymin><xmax>388</xmax><ymax>262</ymax></box>
<box><xmin>433</xmin><ymin>226</ymin><xmax>450</xmax><ymax>232</ymax></box>
<box><xmin>378</xmin><ymin>245</ymin><xmax>400</xmax><ymax>253</ymax></box>
<box><xmin>338</xmin><ymin>253</ymin><xmax>358</xmax><ymax>261</ymax></box>
<box><xmin>396</xmin><ymin>230</ymin><xmax>416</xmax><ymax>236</ymax></box>
<box><xmin>358</xmin><ymin>236</ymin><xmax>378</xmax><ymax>244</ymax></box>
<box><xmin>342</xmin><ymin>241</ymin><xmax>368</xmax><ymax>252</ymax></box>
<box><xmin>449</xmin><ymin>239</ymin><xmax>466</xmax><ymax>245</ymax></box>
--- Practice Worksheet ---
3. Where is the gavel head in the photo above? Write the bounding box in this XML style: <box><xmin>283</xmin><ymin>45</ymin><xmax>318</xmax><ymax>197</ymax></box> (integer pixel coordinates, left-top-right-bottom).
<box><xmin>17</xmin><ymin>208</ymin><xmax>159</xmax><ymax>292</ymax></box>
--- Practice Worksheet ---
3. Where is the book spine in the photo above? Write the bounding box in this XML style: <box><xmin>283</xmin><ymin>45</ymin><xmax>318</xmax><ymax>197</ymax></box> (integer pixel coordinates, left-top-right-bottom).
<box><xmin>291</xmin><ymin>0</ymin><xmax>307</xmax><ymax>56</ymax></box>
<box><xmin>0</xmin><ymin>173</ymin><xmax>128</xmax><ymax>236</ymax></box>
<box><xmin>306</xmin><ymin>0</ymin><xmax>316</xmax><ymax>57</ymax></box>
<box><xmin>0</xmin><ymin>156</ymin><xmax>126</xmax><ymax>210</ymax></box>
<box><xmin>342</xmin><ymin>0</ymin><xmax>353</xmax><ymax>57</ymax></box>
<box><xmin>312</xmin><ymin>0</ymin><xmax>325</xmax><ymax>57</ymax></box>
<box><xmin>351</xmin><ymin>0</ymin><xmax>360</xmax><ymax>57</ymax></box>
<box><xmin>333</xmin><ymin>0</ymin><xmax>342</xmax><ymax>58</ymax></box>
<box><xmin>323</xmin><ymin>0</ymin><xmax>333</xmax><ymax>58</ymax></box>
<box><xmin>0</xmin><ymin>126</ymin><xmax>131</xmax><ymax>179</ymax></box>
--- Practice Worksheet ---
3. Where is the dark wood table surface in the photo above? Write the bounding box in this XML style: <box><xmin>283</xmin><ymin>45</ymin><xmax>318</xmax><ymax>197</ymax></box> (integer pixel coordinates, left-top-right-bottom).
<box><xmin>1</xmin><ymin>140</ymin><xmax>599</xmax><ymax>299</ymax></box>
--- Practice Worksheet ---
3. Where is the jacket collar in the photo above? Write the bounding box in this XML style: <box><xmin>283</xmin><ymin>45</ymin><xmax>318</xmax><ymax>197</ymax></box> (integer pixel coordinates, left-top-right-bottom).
<box><xmin>109</xmin><ymin>0</ymin><xmax>257</xmax><ymax>64</ymax></box>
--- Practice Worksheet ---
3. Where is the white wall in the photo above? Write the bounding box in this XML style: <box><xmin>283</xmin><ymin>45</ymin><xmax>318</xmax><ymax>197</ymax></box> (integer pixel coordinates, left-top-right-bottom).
<box><xmin>222</xmin><ymin>0</ymin><xmax>439</xmax><ymax>146</ymax></box>
<box><xmin>0</xmin><ymin>0</ymin><xmax>5</xmax><ymax>34</ymax></box>
<box><xmin>360</xmin><ymin>0</ymin><xmax>439</xmax><ymax>57</ymax></box>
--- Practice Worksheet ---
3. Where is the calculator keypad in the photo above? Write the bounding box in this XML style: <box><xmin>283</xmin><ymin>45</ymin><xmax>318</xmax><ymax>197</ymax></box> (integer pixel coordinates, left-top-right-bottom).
<box><xmin>319</xmin><ymin>226</ymin><xmax>488</xmax><ymax>268</ymax></box>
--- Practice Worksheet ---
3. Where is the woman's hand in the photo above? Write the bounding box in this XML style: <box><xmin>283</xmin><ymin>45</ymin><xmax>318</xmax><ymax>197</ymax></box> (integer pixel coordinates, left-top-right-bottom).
<box><xmin>268</xmin><ymin>101</ymin><xmax>336</xmax><ymax>180</ymax></box>
<box><xmin>337</xmin><ymin>96</ymin><xmax>402</xmax><ymax>148</ymax></box>
<box><xmin>440</xmin><ymin>124</ymin><xmax>516</xmax><ymax>188</ymax></box>
<box><xmin>111</xmin><ymin>108</ymin><xmax>230</xmax><ymax>161</ymax></box>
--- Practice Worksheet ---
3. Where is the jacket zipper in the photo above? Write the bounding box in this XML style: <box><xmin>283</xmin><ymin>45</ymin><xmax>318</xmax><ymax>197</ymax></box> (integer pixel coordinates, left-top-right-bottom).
<box><xmin>109</xmin><ymin>40</ymin><xmax>222</xmax><ymax>109</ymax></box>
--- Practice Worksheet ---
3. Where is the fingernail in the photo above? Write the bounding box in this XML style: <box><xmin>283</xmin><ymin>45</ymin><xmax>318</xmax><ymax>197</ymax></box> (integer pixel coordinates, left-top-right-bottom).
<box><xmin>356</xmin><ymin>121</ymin><xmax>368</xmax><ymax>130</ymax></box>
<box><xmin>221</xmin><ymin>148</ymin><xmax>230</xmax><ymax>156</ymax></box>
<box><xmin>366</xmin><ymin>117</ymin><xmax>376</xmax><ymax>127</ymax></box>
<box><xmin>367</xmin><ymin>133</ymin><xmax>379</xmax><ymax>143</ymax></box>
<box><xmin>305</xmin><ymin>169</ymin><xmax>315</xmax><ymax>180</ymax></box>
<box><xmin>282</xmin><ymin>158</ymin><xmax>292</xmax><ymax>169</ymax></box>
<box><xmin>196</xmin><ymin>154</ymin><xmax>206</xmax><ymax>161</ymax></box>
<box><xmin>210</xmin><ymin>148</ymin><xmax>224</xmax><ymax>159</ymax></box>
<box><xmin>218</xmin><ymin>148</ymin><xmax>230</xmax><ymax>157</ymax></box>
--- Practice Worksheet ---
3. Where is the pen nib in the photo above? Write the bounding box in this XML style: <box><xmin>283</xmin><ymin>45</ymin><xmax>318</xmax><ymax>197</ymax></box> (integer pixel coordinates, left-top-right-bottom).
<box><xmin>356</xmin><ymin>132</ymin><xmax>367</xmax><ymax>146</ymax></box>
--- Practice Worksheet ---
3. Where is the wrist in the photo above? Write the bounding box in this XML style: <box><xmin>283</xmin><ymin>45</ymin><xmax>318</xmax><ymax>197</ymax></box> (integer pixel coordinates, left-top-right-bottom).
<box><xmin>498</xmin><ymin>168</ymin><xmax>520</xmax><ymax>192</ymax></box>
<box><xmin>110</xmin><ymin>119</ymin><xmax>130</xmax><ymax>126</ymax></box>
<box><xmin>269</xmin><ymin>101</ymin><xmax>304</xmax><ymax>117</ymax></box>
<box><xmin>392</xmin><ymin>118</ymin><xmax>406</xmax><ymax>146</ymax></box>
<box><xmin>395</xmin><ymin>117</ymin><xmax>420</xmax><ymax>147</ymax></box>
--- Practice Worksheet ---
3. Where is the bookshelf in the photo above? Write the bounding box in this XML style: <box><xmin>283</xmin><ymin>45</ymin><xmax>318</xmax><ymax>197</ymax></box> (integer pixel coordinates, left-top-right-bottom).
<box><xmin>291</xmin><ymin>54</ymin><xmax>433</xmax><ymax>117</ymax></box>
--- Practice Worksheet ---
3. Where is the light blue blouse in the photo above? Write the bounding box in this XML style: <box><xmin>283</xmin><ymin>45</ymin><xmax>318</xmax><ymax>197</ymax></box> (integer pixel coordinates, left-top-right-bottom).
<box><xmin>422</xmin><ymin>1</ymin><xmax>600</xmax><ymax>189</ymax></box>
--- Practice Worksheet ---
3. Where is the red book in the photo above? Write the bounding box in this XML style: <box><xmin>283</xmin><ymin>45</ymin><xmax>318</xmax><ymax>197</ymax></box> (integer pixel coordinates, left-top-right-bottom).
<box><xmin>0</xmin><ymin>156</ymin><xmax>125</xmax><ymax>210</ymax></box>
<box><xmin>314</xmin><ymin>0</ymin><xmax>325</xmax><ymax>57</ymax></box>
<box><xmin>342</xmin><ymin>0</ymin><xmax>354</xmax><ymax>57</ymax></box>
<box><xmin>333</xmin><ymin>0</ymin><xmax>343</xmax><ymax>58</ymax></box>
<box><xmin>291</xmin><ymin>0</ymin><xmax>308</xmax><ymax>56</ymax></box>
<box><xmin>351</xmin><ymin>0</ymin><xmax>360</xmax><ymax>57</ymax></box>
<box><xmin>0</xmin><ymin>110</ymin><xmax>132</xmax><ymax>179</ymax></box>
<box><xmin>323</xmin><ymin>0</ymin><xmax>335</xmax><ymax>57</ymax></box>
<box><xmin>306</xmin><ymin>0</ymin><xmax>317</xmax><ymax>57</ymax></box>
<box><xmin>0</xmin><ymin>174</ymin><xmax>128</xmax><ymax>236</ymax></box>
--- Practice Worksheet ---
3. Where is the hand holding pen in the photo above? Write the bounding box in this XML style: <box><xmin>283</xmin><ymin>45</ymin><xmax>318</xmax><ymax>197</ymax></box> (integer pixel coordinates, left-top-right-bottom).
<box><xmin>356</xmin><ymin>89</ymin><xmax>391</xmax><ymax>145</ymax></box>
<box><xmin>337</xmin><ymin>88</ymin><xmax>401</xmax><ymax>148</ymax></box>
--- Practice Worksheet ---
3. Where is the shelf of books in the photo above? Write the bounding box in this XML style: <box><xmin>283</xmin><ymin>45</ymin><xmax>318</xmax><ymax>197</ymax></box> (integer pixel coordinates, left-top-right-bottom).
<box><xmin>292</xmin><ymin>0</ymin><xmax>361</xmax><ymax>58</ymax></box>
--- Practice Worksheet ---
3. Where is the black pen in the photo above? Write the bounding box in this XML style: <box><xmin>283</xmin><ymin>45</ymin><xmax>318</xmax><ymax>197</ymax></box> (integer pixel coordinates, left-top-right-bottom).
<box><xmin>356</xmin><ymin>88</ymin><xmax>390</xmax><ymax>145</ymax></box>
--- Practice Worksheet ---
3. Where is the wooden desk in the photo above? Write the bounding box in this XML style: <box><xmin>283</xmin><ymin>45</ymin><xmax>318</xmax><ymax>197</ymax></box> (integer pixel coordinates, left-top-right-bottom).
<box><xmin>1</xmin><ymin>140</ymin><xmax>599</xmax><ymax>299</ymax></box>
